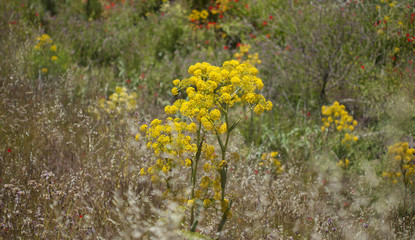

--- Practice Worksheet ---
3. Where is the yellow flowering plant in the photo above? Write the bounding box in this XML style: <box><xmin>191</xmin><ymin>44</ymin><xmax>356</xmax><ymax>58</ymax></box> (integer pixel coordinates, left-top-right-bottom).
<box><xmin>258</xmin><ymin>151</ymin><xmax>283</xmax><ymax>187</ymax></box>
<box><xmin>234</xmin><ymin>44</ymin><xmax>262</xmax><ymax>67</ymax></box>
<box><xmin>138</xmin><ymin>60</ymin><xmax>272</xmax><ymax>234</ymax></box>
<box><xmin>382</xmin><ymin>142</ymin><xmax>415</xmax><ymax>211</ymax></box>
<box><xmin>32</xmin><ymin>34</ymin><xmax>67</xmax><ymax>79</ymax></box>
<box><xmin>321</xmin><ymin>101</ymin><xmax>358</xmax><ymax>169</ymax></box>
<box><xmin>94</xmin><ymin>86</ymin><xmax>138</xmax><ymax>120</ymax></box>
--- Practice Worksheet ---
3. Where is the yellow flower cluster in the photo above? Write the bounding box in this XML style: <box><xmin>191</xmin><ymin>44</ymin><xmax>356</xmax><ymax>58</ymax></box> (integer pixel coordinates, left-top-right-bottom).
<box><xmin>98</xmin><ymin>86</ymin><xmax>138</xmax><ymax>115</ymax></box>
<box><xmin>234</xmin><ymin>44</ymin><xmax>262</xmax><ymax>67</ymax></box>
<box><xmin>138</xmin><ymin>118</ymin><xmax>199</xmax><ymax>181</ymax></box>
<box><xmin>165</xmin><ymin>61</ymin><xmax>272</xmax><ymax>131</ymax></box>
<box><xmin>34</xmin><ymin>34</ymin><xmax>53</xmax><ymax>49</ymax></box>
<box><xmin>210</xmin><ymin>0</ymin><xmax>230</xmax><ymax>14</ymax></box>
<box><xmin>189</xmin><ymin>9</ymin><xmax>209</xmax><ymax>21</ymax></box>
<box><xmin>33</xmin><ymin>34</ymin><xmax>60</xmax><ymax>77</ymax></box>
<box><xmin>337</xmin><ymin>158</ymin><xmax>350</xmax><ymax>169</ymax></box>
<box><xmin>259</xmin><ymin>151</ymin><xmax>283</xmax><ymax>174</ymax></box>
<box><xmin>34</xmin><ymin>34</ymin><xmax>58</xmax><ymax>60</ymax></box>
<box><xmin>321</xmin><ymin>101</ymin><xmax>358</xmax><ymax>145</ymax></box>
<box><xmin>383</xmin><ymin>142</ymin><xmax>415</xmax><ymax>184</ymax></box>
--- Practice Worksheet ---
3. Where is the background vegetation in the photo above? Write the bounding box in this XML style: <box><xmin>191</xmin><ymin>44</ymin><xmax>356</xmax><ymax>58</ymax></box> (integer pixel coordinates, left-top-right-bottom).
<box><xmin>1</xmin><ymin>0</ymin><xmax>415</xmax><ymax>239</ymax></box>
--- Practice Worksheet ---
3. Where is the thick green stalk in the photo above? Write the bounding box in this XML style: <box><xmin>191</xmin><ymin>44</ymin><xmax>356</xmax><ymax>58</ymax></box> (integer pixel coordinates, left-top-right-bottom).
<box><xmin>216</xmin><ymin>107</ymin><xmax>231</xmax><ymax>235</ymax></box>
<box><xmin>190</xmin><ymin>121</ymin><xmax>204</xmax><ymax>232</ymax></box>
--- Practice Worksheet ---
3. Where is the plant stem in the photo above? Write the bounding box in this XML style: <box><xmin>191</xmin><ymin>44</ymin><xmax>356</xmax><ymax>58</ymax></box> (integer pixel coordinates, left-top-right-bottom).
<box><xmin>190</xmin><ymin>121</ymin><xmax>204</xmax><ymax>232</ymax></box>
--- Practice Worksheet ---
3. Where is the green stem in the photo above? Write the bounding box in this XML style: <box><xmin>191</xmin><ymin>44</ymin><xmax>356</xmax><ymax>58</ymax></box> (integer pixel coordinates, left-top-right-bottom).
<box><xmin>228</xmin><ymin>104</ymin><xmax>255</xmax><ymax>133</ymax></box>
<box><xmin>216</xmin><ymin>106</ymin><xmax>232</xmax><ymax>236</ymax></box>
<box><xmin>190</xmin><ymin>121</ymin><xmax>204</xmax><ymax>232</ymax></box>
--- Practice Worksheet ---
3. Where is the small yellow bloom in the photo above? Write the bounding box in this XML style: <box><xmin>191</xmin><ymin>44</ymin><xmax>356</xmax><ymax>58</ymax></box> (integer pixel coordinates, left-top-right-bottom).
<box><xmin>50</xmin><ymin>45</ymin><xmax>57</xmax><ymax>51</ymax></box>
<box><xmin>135</xmin><ymin>133</ymin><xmax>140</xmax><ymax>141</ymax></box>
<box><xmin>51</xmin><ymin>56</ymin><xmax>58</xmax><ymax>61</ymax></box>
<box><xmin>203</xmin><ymin>199</ymin><xmax>210</xmax><ymax>207</ymax></box>
<box><xmin>173</xmin><ymin>79</ymin><xmax>180</xmax><ymax>86</ymax></box>
<box><xmin>210</xmin><ymin>109</ymin><xmax>221</xmax><ymax>121</ymax></box>
<box><xmin>185</xmin><ymin>158</ymin><xmax>192</xmax><ymax>167</ymax></box>
<box><xmin>187</xmin><ymin>199</ymin><xmax>195</xmax><ymax>207</ymax></box>
<box><xmin>140</xmin><ymin>124</ymin><xmax>148</xmax><ymax>132</ymax></box>
<box><xmin>218</xmin><ymin>123</ymin><xmax>227</xmax><ymax>134</ymax></box>
<box><xmin>41</xmin><ymin>68</ymin><xmax>48</xmax><ymax>74</ymax></box>
<box><xmin>200</xmin><ymin>10</ymin><xmax>208</xmax><ymax>19</ymax></box>
<box><xmin>172</xmin><ymin>87</ymin><xmax>179</xmax><ymax>95</ymax></box>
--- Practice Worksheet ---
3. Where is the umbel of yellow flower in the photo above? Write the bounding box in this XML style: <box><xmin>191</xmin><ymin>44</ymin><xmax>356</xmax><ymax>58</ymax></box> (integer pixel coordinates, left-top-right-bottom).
<box><xmin>383</xmin><ymin>142</ymin><xmax>415</xmax><ymax>185</ymax></box>
<box><xmin>321</xmin><ymin>101</ymin><xmax>358</xmax><ymax>145</ymax></box>
<box><xmin>35</xmin><ymin>34</ymin><xmax>53</xmax><ymax>50</ymax></box>
<box><xmin>337</xmin><ymin>159</ymin><xmax>350</xmax><ymax>169</ymax></box>
<box><xmin>234</xmin><ymin>44</ymin><xmax>262</xmax><ymax>67</ymax></box>
<box><xmin>164</xmin><ymin>60</ymin><xmax>272</xmax><ymax>132</ymax></box>
<box><xmin>98</xmin><ymin>86</ymin><xmax>138</xmax><ymax>115</ymax></box>
<box><xmin>259</xmin><ymin>151</ymin><xmax>283</xmax><ymax>174</ymax></box>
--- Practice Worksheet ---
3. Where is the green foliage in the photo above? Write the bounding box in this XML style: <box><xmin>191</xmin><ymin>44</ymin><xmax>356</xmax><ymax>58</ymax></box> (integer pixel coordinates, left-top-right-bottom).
<box><xmin>85</xmin><ymin>0</ymin><xmax>103</xmax><ymax>20</ymax></box>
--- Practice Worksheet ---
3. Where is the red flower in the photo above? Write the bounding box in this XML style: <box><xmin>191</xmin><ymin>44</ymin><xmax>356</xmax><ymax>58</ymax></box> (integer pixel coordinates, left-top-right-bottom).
<box><xmin>307</xmin><ymin>112</ymin><xmax>311</xmax><ymax>117</ymax></box>
<box><xmin>361</xmin><ymin>65</ymin><xmax>365</xmax><ymax>69</ymax></box>
<box><xmin>110</xmin><ymin>2</ymin><xmax>115</xmax><ymax>7</ymax></box>
<box><xmin>209</xmin><ymin>6</ymin><xmax>213</xmax><ymax>10</ymax></box>
<box><xmin>126</xmin><ymin>79</ymin><xmax>131</xmax><ymax>83</ymax></box>
<box><xmin>266</xmin><ymin>34</ymin><xmax>270</xmax><ymax>38</ymax></box>
<box><xmin>224</xmin><ymin>46</ymin><xmax>228</xmax><ymax>50</ymax></box>
<box><xmin>219</xmin><ymin>14</ymin><xmax>223</xmax><ymax>18</ymax></box>
<box><xmin>262</xmin><ymin>21</ymin><xmax>267</xmax><ymax>26</ymax></box>
<box><xmin>79</xmin><ymin>215</ymin><xmax>83</xmax><ymax>218</ymax></box>
<box><xmin>7</xmin><ymin>148</ymin><xmax>11</xmax><ymax>153</ymax></box>
<box><xmin>269</xmin><ymin>16</ymin><xmax>273</xmax><ymax>20</ymax></box>
<box><xmin>161</xmin><ymin>12</ymin><xmax>165</xmax><ymax>16</ymax></box>
<box><xmin>254</xmin><ymin>170</ymin><xmax>258</xmax><ymax>174</ymax></box>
